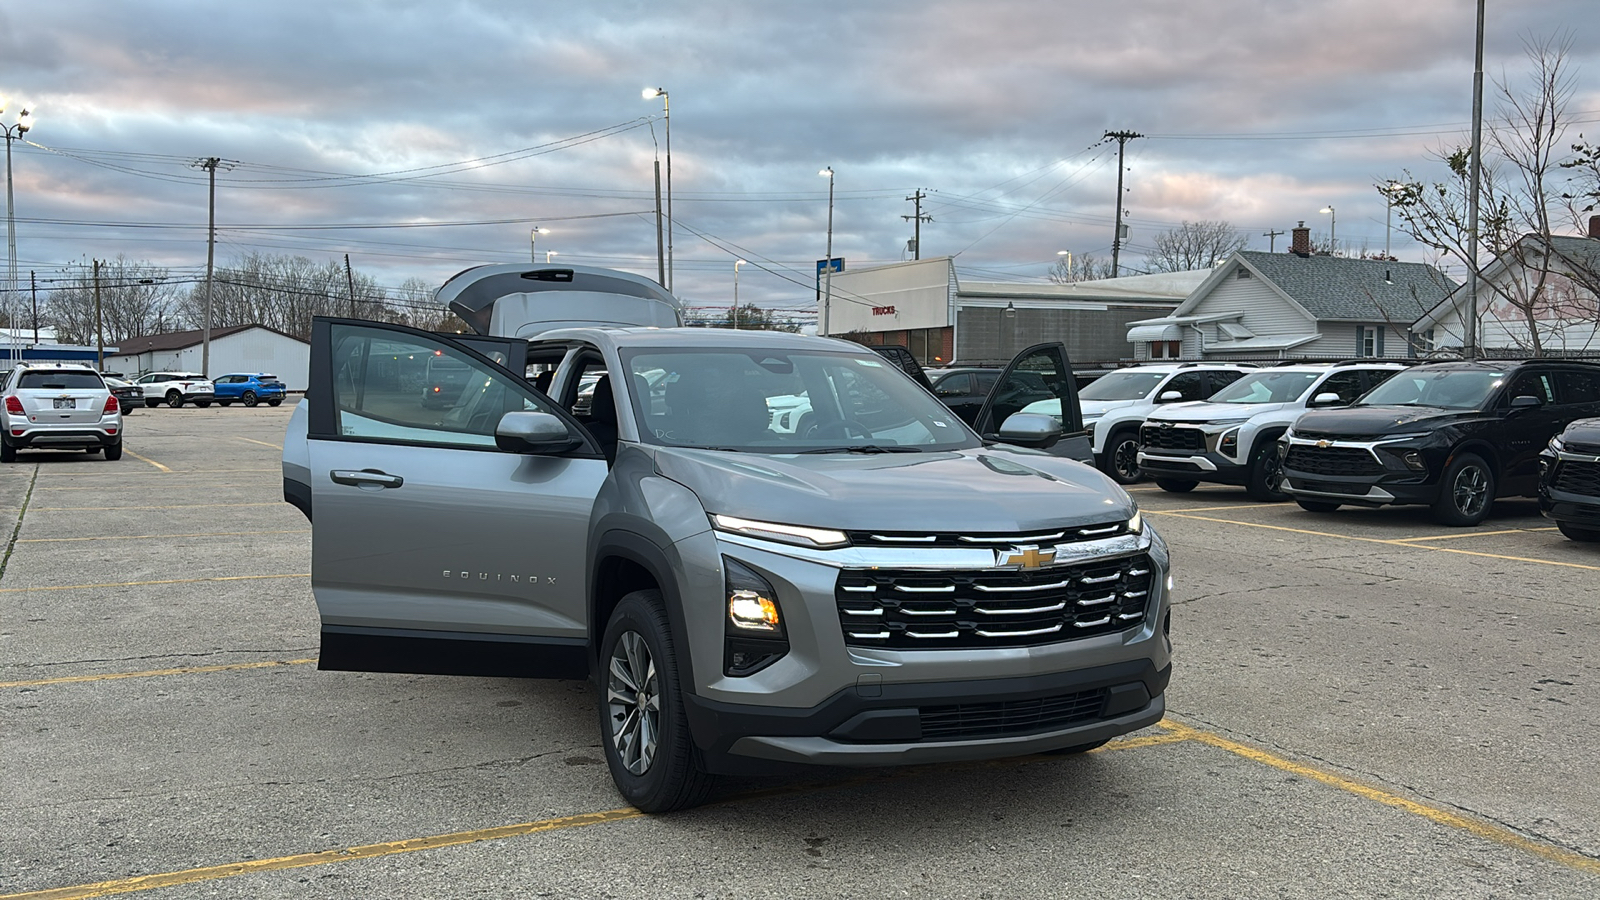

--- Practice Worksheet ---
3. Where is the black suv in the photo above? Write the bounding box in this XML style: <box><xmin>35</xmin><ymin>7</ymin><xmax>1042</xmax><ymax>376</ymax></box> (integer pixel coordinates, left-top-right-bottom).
<box><xmin>1539</xmin><ymin>417</ymin><xmax>1600</xmax><ymax>542</ymax></box>
<box><xmin>1281</xmin><ymin>360</ymin><xmax>1600</xmax><ymax>525</ymax></box>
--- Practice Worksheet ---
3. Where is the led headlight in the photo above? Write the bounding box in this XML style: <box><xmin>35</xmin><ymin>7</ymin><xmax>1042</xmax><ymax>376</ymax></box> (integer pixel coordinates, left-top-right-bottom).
<box><xmin>1549</xmin><ymin>434</ymin><xmax>1566</xmax><ymax>453</ymax></box>
<box><xmin>712</xmin><ymin>514</ymin><xmax>848</xmax><ymax>549</ymax></box>
<box><xmin>723</xmin><ymin>557</ymin><xmax>788</xmax><ymax>677</ymax></box>
<box><xmin>1126</xmin><ymin>510</ymin><xmax>1143</xmax><ymax>535</ymax></box>
<box><xmin>1219</xmin><ymin>428</ymin><xmax>1240</xmax><ymax>456</ymax></box>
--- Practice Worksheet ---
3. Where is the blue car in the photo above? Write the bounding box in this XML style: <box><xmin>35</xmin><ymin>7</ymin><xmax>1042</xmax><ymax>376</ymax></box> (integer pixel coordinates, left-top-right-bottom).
<box><xmin>213</xmin><ymin>373</ymin><xmax>287</xmax><ymax>408</ymax></box>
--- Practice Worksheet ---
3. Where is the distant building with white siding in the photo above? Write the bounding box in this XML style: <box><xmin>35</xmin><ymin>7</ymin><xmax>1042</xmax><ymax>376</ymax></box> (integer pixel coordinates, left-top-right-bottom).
<box><xmin>105</xmin><ymin>325</ymin><xmax>310</xmax><ymax>390</ymax></box>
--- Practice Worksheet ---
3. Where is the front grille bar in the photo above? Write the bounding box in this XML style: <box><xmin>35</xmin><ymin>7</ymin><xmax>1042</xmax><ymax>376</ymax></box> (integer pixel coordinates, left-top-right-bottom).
<box><xmin>1074</xmin><ymin>616</ymin><xmax>1112</xmax><ymax>628</ymax></box>
<box><xmin>974</xmin><ymin>601</ymin><xmax>1067</xmax><ymax>616</ymax></box>
<box><xmin>973</xmin><ymin>579</ymin><xmax>1071</xmax><ymax>593</ymax></box>
<box><xmin>895</xmin><ymin>584</ymin><xmax>956</xmax><ymax>593</ymax></box>
<box><xmin>958</xmin><ymin>532</ymin><xmax>1065</xmax><ymax>544</ymax></box>
<box><xmin>976</xmin><ymin>624</ymin><xmax>1064</xmax><ymax>638</ymax></box>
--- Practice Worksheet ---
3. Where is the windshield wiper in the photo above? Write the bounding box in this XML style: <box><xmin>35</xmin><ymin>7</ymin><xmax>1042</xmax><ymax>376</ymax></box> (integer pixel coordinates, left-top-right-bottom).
<box><xmin>797</xmin><ymin>445</ymin><xmax>920</xmax><ymax>454</ymax></box>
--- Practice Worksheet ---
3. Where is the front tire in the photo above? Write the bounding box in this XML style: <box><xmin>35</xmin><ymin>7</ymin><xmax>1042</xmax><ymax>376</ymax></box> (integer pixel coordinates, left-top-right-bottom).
<box><xmin>1246</xmin><ymin>440</ymin><xmax>1290</xmax><ymax>501</ymax></box>
<box><xmin>1099</xmin><ymin>428</ymin><xmax>1142</xmax><ymax>484</ymax></box>
<box><xmin>1557</xmin><ymin>521</ymin><xmax>1600</xmax><ymax>542</ymax></box>
<box><xmin>1155</xmin><ymin>478</ymin><xmax>1198</xmax><ymax>493</ymax></box>
<box><xmin>1431</xmin><ymin>452</ymin><xmax>1494</xmax><ymax>526</ymax></box>
<box><xmin>598</xmin><ymin>590</ymin><xmax>715</xmax><ymax>813</ymax></box>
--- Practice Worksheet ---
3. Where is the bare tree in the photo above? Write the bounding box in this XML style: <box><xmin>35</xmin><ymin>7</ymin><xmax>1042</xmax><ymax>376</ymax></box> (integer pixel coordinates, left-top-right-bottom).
<box><xmin>1047</xmin><ymin>252</ymin><xmax>1116</xmax><ymax>283</ymax></box>
<box><xmin>1145</xmin><ymin>221</ymin><xmax>1248</xmax><ymax>273</ymax></box>
<box><xmin>1384</xmin><ymin>36</ymin><xmax>1593</xmax><ymax>355</ymax></box>
<box><xmin>45</xmin><ymin>257</ymin><xmax>181</xmax><ymax>345</ymax></box>
<box><xmin>177</xmin><ymin>252</ymin><xmax>399</xmax><ymax>340</ymax></box>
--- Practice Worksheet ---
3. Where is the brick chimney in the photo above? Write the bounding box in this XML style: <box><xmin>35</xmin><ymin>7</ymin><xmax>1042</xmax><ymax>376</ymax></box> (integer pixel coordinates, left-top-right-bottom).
<box><xmin>1290</xmin><ymin>221</ymin><xmax>1311</xmax><ymax>257</ymax></box>
<box><xmin>1590</xmin><ymin>214</ymin><xmax>1600</xmax><ymax>239</ymax></box>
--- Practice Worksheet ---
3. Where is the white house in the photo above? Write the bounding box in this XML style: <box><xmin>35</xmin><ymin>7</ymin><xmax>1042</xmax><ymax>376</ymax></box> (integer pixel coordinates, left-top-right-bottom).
<box><xmin>106</xmin><ymin>325</ymin><xmax>311</xmax><ymax>391</ymax></box>
<box><xmin>1412</xmin><ymin>222</ymin><xmax>1600</xmax><ymax>356</ymax></box>
<box><xmin>1125</xmin><ymin>226</ymin><xmax>1457</xmax><ymax>361</ymax></box>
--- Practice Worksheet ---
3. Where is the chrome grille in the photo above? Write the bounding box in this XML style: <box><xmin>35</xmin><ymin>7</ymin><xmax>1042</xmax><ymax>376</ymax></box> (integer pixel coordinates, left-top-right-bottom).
<box><xmin>1553</xmin><ymin>460</ymin><xmax>1600</xmax><ymax>496</ymax></box>
<box><xmin>847</xmin><ymin>522</ymin><xmax>1134</xmax><ymax>549</ymax></box>
<box><xmin>836</xmin><ymin>553</ymin><xmax>1155</xmax><ymax>649</ymax></box>
<box><xmin>920</xmin><ymin>689</ymin><xmax>1106</xmax><ymax>740</ymax></box>
<box><xmin>1141</xmin><ymin>425</ymin><xmax>1204</xmax><ymax>452</ymax></box>
<box><xmin>1285</xmin><ymin>445</ymin><xmax>1382</xmax><ymax>477</ymax></box>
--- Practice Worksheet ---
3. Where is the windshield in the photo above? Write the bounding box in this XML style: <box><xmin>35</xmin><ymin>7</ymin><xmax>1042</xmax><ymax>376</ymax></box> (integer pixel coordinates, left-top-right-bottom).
<box><xmin>1207</xmin><ymin>370</ymin><xmax>1320</xmax><ymax>404</ymax></box>
<box><xmin>1358</xmin><ymin>370</ymin><xmax>1505</xmax><ymax>410</ymax></box>
<box><xmin>621</xmin><ymin>348</ymin><xmax>979</xmax><ymax>453</ymax></box>
<box><xmin>1079</xmin><ymin>371</ymin><xmax>1168</xmax><ymax>402</ymax></box>
<box><xmin>18</xmin><ymin>371</ymin><xmax>103</xmax><ymax>389</ymax></box>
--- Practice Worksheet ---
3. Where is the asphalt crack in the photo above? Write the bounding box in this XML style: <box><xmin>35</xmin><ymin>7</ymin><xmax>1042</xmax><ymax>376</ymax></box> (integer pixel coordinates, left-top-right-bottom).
<box><xmin>0</xmin><ymin>464</ymin><xmax>40</xmax><ymax>585</ymax></box>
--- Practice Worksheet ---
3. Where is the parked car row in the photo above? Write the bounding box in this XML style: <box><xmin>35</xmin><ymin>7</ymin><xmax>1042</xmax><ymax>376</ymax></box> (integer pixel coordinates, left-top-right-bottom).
<box><xmin>125</xmin><ymin>372</ymin><xmax>286</xmax><ymax>408</ymax></box>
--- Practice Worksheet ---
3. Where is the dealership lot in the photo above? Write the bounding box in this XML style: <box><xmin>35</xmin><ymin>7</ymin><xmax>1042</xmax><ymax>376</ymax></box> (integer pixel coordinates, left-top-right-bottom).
<box><xmin>3</xmin><ymin>407</ymin><xmax>1598</xmax><ymax>899</ymax></box>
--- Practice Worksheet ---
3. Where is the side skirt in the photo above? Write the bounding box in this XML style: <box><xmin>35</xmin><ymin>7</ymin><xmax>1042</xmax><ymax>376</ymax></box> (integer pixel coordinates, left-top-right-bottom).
<box><xmin>320</xmin><ymin>625</ymin><xmax>590</xmax><ymax>680</ymax></box>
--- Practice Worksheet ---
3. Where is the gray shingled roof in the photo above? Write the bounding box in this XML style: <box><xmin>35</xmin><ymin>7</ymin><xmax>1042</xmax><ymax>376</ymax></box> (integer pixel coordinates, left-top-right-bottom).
<box><xmin>108</xmin><ymin>324</ymin><xmax>304</xmax><ymax>355</ymax></box>
<box><xmin>1236</xmin><ymin>251</ymin><xmax>1457</xmax><ymax>322</ymax></box>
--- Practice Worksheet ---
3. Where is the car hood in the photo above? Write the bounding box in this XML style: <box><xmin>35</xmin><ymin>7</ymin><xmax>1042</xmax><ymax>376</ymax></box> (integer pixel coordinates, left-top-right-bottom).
<box><xmin>1079</xmin><ymin>399</ymin><xmax>1138</xmax><ymax>418</ymax></box>
<box><xmin>1293</xmin><ymin>405</ymin><xmax>1477</xmax><ymax>437</ymax></box>
<box><xmin>650</xmin><ymin>446</ymin><xmax>1132</xmax><ymax>532</ymax></box>
<box><xmin>1144</xmin><ymin>400</ymin><xmax>1293</xmax><ymax>424</ymax></box>
<box><xmin>1558</xmin><ymin>417</ymin><xmax>1600</xmax><ymax>452</ymax></box>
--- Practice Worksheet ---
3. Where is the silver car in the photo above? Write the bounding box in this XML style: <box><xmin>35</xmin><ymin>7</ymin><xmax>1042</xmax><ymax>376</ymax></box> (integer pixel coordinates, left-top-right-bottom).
<box><xmin>283</xmin><ymin>264</ymin><xmax>1172</xmax><ymax>812</ymax></box>
<box><xmin>1</xmin><ymin>363</ymin><xmax>124</xmax><ymax>461</ymax></box>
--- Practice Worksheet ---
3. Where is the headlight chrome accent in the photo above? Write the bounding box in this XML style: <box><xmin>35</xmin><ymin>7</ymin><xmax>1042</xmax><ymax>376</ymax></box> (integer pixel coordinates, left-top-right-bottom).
<box><xmin>712</xmin><ymin>514</ymin><xmax>849</xmax><ymax>549</ymax></box>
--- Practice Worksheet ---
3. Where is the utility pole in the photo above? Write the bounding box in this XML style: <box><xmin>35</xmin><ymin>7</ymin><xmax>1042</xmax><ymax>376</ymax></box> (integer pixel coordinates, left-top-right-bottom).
<box><xmin>1103</xmin><ymin>131</ymin><xmax>1143</xmax><ymax>277</ymax></box>
<box><xmin>902</xmin><ymin>189</ymin><xmax>931</xmax><ymax>260</ymax></box>
<box><xmin>344</xmin><ymin>253</ymin><xmax>357</xmax><ymax>318</ymax></box>
<box><xmin>653</xmin><ymin>160</ymin><xmax>666</xmax><ymax>288</ymax></box>
<box><xmin>1262</xmin><ymin>229</ymin><xmax>1284</xmax><ymax>253</ymax></box>
<box><xmin>191</xmin><ymin>157</ymin><xmax>234</xmax><ymax>378</ymax></box>
<box><xmin>30</xmin><ymin>270</ymin><xmax>37</xmax><ymax>343</ymax></box>
<box><xmin>1465</xmin><ymin>0</ymin><xmax>1485</xmax><ymax>360</ymax></box>
<box><xmin>93</xmin><ymin>260</ymin><xmax>104</xmax><ymax>372</ymax></box>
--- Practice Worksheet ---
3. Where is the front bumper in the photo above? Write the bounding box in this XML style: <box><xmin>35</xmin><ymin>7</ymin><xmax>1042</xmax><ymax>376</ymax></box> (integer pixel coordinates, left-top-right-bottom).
<box><xmin>1138</xmin><ymin>450</ymin><xmax>1247</xmax><ymax>484</ymax></box>
<box><xmin>1539</xmin><ymin>451</ymin><xmax>1600</xmax><ymax>527</ymax></box>
<box><xmin>1280</xmin><ymin>435</ymin><xmax>1442</xmax><ymax>507</ymax></box>
<box><xmin>686</xmin><ymin>659</ymin><xmax>1169</xmax><ymax>769</ymax></box>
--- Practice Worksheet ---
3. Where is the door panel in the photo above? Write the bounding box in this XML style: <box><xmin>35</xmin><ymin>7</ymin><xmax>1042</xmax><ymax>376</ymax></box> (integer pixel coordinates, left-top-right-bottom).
<box><xmin>973</xmin><ymin>342</ymin><xmax>1090</xmax><ymax>463</ymax></box>
<box><xmin>306</xmin><ymin>318</ymin><xmax>608</xmax><ymax>675</ymax></box>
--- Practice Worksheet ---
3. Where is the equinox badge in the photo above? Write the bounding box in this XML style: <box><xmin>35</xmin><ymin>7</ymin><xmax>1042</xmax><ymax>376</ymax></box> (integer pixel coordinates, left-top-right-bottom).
<box><xmin>999</xmin><ymin>546</ymin><xmax>1056</xmax><ymax>569</ymax></box>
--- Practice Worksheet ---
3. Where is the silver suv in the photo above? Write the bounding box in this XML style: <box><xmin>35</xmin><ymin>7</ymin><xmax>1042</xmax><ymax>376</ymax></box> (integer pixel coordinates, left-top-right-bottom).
<box><xmin>282</xmin><ymin>265</ymin><xmax>1173</xmax><ymax>811</ymax></box>
<box><xmin>1138</xmin><ymin>362</ymin><xmax>1406</xmax><ymax>500</ymax></box>
<box><xmin>1</xmin><ymin>363</ymin><xmax>124</xmax><ymax>461</ymax></box>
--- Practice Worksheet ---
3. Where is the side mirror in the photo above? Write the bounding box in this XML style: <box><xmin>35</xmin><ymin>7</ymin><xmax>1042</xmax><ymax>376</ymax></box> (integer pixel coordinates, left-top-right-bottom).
<box><xmin>495</xmin><ymin>411</ymin><xmax>581</xmax><ymax>454</ymax></box>
<box><xmin>995</xmin><ymin>412</ymin><xmax>1063</xmax><ymax>449</ymax></box>
<box><xmin>1309</xmin><ymin>392</ymin><xmax>1344</xmax><ymax>407</ymax></box>
<box><xmin>1510</xmin><ymin>395</ymin><xmax>1542</xmax><ymax>410</ymax></box>
<box><xmin>1156</xmin><ymin>390</ymin><xmax>1184</xmax><ymax>403</ymax></box>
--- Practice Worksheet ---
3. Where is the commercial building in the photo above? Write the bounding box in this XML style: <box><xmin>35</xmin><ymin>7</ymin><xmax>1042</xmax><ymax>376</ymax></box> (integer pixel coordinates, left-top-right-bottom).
<box><xmin>105</xmin><ymin>325</ymin><xmax>310</xmax><ymax>390</ymax></box>
<box><xmin>822</xmin><ymin>257</ymin><xmax>1207</xmax><ymax>366</ymax></box>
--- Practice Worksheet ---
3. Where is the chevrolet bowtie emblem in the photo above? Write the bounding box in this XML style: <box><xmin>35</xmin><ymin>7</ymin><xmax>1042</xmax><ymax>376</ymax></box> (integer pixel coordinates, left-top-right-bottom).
<box><xmin>1316</xmin><ymin>439</ymin><xmax>1332</xmax><ymax>448</ymax></box>
<box><xmin>1001</xmin><ymin>546</ymin><xmax>1056</xmax><ymax>569</ymax></box>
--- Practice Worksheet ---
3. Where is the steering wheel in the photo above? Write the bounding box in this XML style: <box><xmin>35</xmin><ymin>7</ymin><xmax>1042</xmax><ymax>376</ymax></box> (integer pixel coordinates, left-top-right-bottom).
<box><xmin>805</xmin><ymin>418</ymin><xmax>872</xmax><ymax>439</ymax></box>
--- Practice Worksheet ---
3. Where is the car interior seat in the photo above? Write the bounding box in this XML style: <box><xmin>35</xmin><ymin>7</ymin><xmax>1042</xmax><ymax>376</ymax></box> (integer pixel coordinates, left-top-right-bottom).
<box><xmin>666</xmin><ymin>369</ymin><xmax>771</xmax><ymax>446</ymax></box>
<box><xmin>582</xmin><ymin>375</ymin><xmax>619</xmax><ymax>462</ymax></box>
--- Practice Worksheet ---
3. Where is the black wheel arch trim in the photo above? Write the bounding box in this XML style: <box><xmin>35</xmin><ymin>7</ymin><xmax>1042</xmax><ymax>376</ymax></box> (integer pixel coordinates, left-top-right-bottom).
<box><xmin>591</xmin><ymin>529</ymin><xmax>697</xmax><ymax>681</ymax></box>
<box><xmin>283</xmin><ymin>476</ymin><xmax>312</xmax><ymax>522</ymax></box>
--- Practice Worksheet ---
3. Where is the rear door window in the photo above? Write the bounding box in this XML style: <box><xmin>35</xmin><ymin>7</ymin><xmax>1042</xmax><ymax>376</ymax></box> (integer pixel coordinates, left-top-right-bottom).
<box><xmin>18</xmin><ymin>371</ymin><xmax>103</xmax><ymax>389</ymax></box>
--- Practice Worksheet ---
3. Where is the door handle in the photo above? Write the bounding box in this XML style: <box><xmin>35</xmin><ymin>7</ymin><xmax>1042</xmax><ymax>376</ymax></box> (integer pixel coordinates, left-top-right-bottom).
<box><xmin>330</xmin><ymin>469</ymin><xmax>404</xmax><ymax>489</ymax></box>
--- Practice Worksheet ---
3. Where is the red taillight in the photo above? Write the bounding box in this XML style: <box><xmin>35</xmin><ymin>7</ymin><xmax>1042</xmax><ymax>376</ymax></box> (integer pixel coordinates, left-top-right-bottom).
<box><xmin>105</xmin><ymin>395</ymin><xmax>120</xmax><ymax>413</ymax></box>
<box><xmin>4</xmin><ymin>396</ymin><xmax>22</xmax><ymax>414</ymax></box>
<box><xmin>106</xmin><ymin>428</ymin><xmax>117</xmax><ymax>435</ymax></box>
<box><xmin>433</xmin><ymin>386</ymin><xmax>441</xmax><ymax>393</ymax></box>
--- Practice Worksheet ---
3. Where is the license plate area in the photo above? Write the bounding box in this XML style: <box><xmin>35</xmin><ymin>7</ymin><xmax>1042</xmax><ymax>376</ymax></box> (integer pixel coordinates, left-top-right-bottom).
<box><xmin>53</xmin><ymin>398</ymin><xmax>77</xmax><ymax>409</ymax></box>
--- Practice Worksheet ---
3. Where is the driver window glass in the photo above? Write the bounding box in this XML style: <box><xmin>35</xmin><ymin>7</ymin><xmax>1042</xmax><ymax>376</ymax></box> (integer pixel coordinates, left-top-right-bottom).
<box><xmin>989</xmin><ymin>350</ymin><xmax>1069</xmax><ymax>428</ymax></box>
<box><xmin>328</xmin><ymin>324</ymin><xmax>550</xmax><ymax>449</ymax></box>
<box><xmin>935</xmin><ymin>373</ymin><xmax>971</xmax><ymax>395</ymax></box>
<box><xmin>1165</xmin><ymin>372</ymin><xmax>1204</xmax><ymax>401</ymax></box>
<box><xmin>1317</xmin><ymin>371</ymin><xmax>1366</xmax><ymax>404</ymax></box>
<box><xmin>1506</xmin><ymin>373</ymin><xmax>1554</xmax><ymax>405</ymax></box>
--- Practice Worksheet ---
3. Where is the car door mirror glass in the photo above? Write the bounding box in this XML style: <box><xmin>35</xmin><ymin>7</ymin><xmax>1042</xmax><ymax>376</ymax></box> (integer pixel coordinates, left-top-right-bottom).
<box><xmin>1157</xmin><ymin>390</ymin><xmax>1184</xmax><ymax>403</ymax></box>
<box><xmin>495</xmin><ymin>411</ymin><xmax>579</xmax><ymax>454</ymax></box>
<box><xmin>1510</xmin><ymin>394</ymin><xmax>1542</xmax><ymax>410</ymax></box>
<box><xmin>996</xmin><ymin>412</ymin><xmax>1062</xmax><ymax>449</ymax></box>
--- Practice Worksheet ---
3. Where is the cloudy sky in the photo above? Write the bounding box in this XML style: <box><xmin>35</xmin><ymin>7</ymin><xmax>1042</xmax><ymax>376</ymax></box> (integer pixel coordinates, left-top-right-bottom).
<box><xmin>2</xmin><ymin>0</ymin><xmax>1598</xmax><ymax>323</ymax></box>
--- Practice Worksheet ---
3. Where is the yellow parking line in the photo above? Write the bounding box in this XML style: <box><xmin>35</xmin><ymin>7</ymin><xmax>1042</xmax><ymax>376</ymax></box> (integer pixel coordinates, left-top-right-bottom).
<box><xmin>16</xmin><ymin>529</ymin><xmax>308</xmax><ymax>544</ymax></box>
<box><xmin>121</xmin><ymin>449</ymin><xmax>171</xmax><ymax>474</ymax></box>
<box><xmin>1162</xmin><ymin>719</ymin><xmax>1600</xmax><ymax>876</ymax></box>
<box><xmin>1393</xmin><ymin>527</ymin><xmax>1560</xmax><ymax>542</ymax></box>
<box><xmin>1146</xmin><ymin>510</ymin><xmax>1600</xmax><ymax>573</ymax></box>
<box><xmin>0</xmin><ymin>573</ymin><xmax>308</xmax><ymax>594</ymax></box>
<box><xmin>235</xmin><ymin>436</ymin><xmax>282</xmax><ymax>449</ymax></box>
<box><xmin>0</xmin><ymin>658</ymin><xmax>317</xmax><ymax>689</ymax></box>
<box><xmin>1155</xmin><ymin>503</ymin><xmax>1282</xmax><ymax>513</ymax></box>
<box><xmin>29</xmin><ymin>503</ymin><xmax>284</xmax><ymax>511</ymax></box>
<box><xmin>0</xmin><ymin>730</ymin><xmax>1179</xmax><ymax>899</ymax></box>
<box><xmin>30</xmin><ymin>468</ymin><xmax>278</xmax><ymax>478</ymax></box>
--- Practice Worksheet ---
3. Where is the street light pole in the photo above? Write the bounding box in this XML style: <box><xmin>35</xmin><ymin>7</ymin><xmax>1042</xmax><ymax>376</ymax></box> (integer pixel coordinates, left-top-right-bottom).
<box><xmin>545</xmin><ymin>250</ymin><xmax>557</xmax><ymax>264</ymax></box>
<box><xmin>1320</xmin><ymin>206</ymin><xmax>1337</xmax><ymax>256</ymax></box>
<box><xmin>820</xmin><ymin>167</ymin><xmax>834</xmax><ymax>336</ymax></box>
<box><xmin>733</xmin><ymin>259</ymin><xmax>746</xmax><ymax>329</ymax></box>
<box><xmin>3</xmin><ymin>104</ymin><xmax>31</xmax><ymax>371</ymax></box>
<box><xmin>643</xmin><ymin>87</ymin><xmax>672</xmax><ymax>292</ymax></box>
<box><xmin>530</xmin><ymin>226</ymin><xmax>547</xmax><ymax>263</ymax></box>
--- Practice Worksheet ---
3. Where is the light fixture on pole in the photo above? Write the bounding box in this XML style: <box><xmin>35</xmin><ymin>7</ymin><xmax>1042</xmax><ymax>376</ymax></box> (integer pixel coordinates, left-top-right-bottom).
<box><xmin>1319</xmin><ymin>206</ymin><xmax>1336</xmax><ymax>256</ymax></box>
<box><xmin>733</xmin><ymin>259</ymin><xmax>747</xmax><ymax>329</ymax></box>
<box><xmin>1056</xmin><ymin>250</ymin><xmax>1072</xmax><ymax>278</ymax></box>
<box><xmin>545</xmin><ymin>250</ymin><xmax>557</xmax><ymax>264</ymax></box>
<box><xmin>529</xmin><ymin>226</ymin><xmax>547</xmax><ymax>263</ymax></box>
<box><xmin>3</xmin><ymin>102</ymin><xmax>31</xmax><ymax>369</ymax></box>
<box><xmin>820</xmin><ymin>167</ymin><xmax>834</xmax><ymax>335</ymax></box>
<box><xmin>643</xmin><ymin>87</ymin><xmax>672</xmax><ymax>292</ymax></box>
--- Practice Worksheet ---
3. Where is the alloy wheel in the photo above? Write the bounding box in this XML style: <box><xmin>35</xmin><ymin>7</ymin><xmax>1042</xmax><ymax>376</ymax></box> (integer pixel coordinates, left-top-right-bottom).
<box><xmin>1110</xmin><ymin>437</ymin><xmax>1140</xmax><ymax>482</ymax></box>
<box><xmin>606</xmin><ymin>630</ymin><xmax>660</xmax><ymax>776</ymax></box>
<box><xmin>1451</xmin><ymin>464</ymin><xmax>1489</xmax><ymax>518</ymax></box>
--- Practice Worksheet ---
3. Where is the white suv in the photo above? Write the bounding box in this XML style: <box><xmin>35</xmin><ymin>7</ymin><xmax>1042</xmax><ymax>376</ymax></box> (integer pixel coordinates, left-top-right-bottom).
<box><xmin>1</xmin><ymin>363</ymin><xmax>124</xmax><ymax>461</ymax></box>
<box><xmin>134</xmin><ymin>372</ymin><xmax>216</xmax><ymax>408</ymax></box>
<box><xmin>1138</xmin><ymin>362</ymin><xmax>1407</xmax><ymax>500</ymax></box>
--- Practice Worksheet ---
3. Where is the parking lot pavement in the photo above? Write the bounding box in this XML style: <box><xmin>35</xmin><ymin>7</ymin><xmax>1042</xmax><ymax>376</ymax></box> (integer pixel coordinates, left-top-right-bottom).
<box><xmin>3</xmin><ymin>416</ymin><xmax>1600</xmax><ymax>898</ymax></box>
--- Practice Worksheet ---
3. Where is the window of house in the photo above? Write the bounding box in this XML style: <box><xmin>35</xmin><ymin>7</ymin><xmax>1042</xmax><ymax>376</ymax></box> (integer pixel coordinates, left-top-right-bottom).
<box><xmin>1407</xmin><ymin>328</ymin><xmax>1435</xmax><ymax>357</ymax></box>
<box><xmin>1356</xmin><ymin>326</ymin><xmax>1385</xmax><ymax>357</ymax></box>
<box><xmin>1149</xmin><ymin>340</ymin><xmax>1181</xmax><ymax>359</ymax></box>
<box><xmin>1218</xmin><ymin>322</ymin><xmax>1255</xmax><ymax>340</ymax></box>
